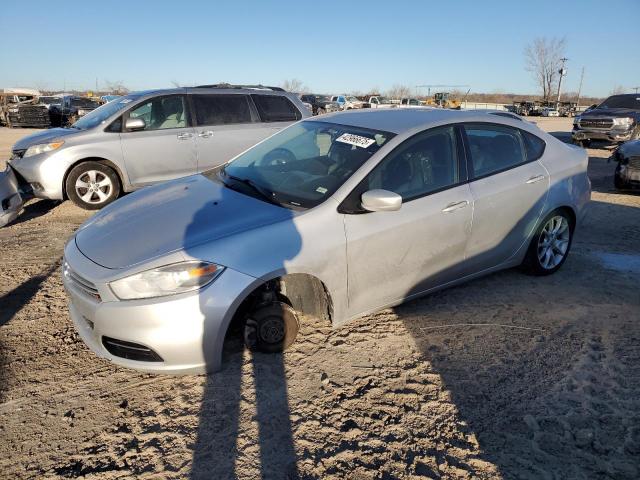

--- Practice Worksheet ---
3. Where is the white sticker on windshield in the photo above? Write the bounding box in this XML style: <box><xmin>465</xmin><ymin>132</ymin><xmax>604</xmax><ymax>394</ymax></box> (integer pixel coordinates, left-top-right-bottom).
<box><xmin>336</xmin><ymin>133</ymin><xmax>376</xmax><ymax>149</ymax></box>
<box><xmin>316</xmin><ymin>186</ymin><xmax>328</xmax><ymax>194</ymax></box>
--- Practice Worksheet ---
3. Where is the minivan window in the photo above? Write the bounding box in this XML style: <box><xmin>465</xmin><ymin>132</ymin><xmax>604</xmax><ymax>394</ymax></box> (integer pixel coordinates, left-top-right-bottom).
<box><xmin>365</xmin><ymin>126</ymin><xmax>459</xmax><ymax>201</ymax></box>
<box><xmin>128</xmin><ymin>95</ymin><xmax>187</xmax><ymax>131</ymax></box>
<box><xmin>464</xmin><ymin>124</ymin><xmax>526</xmax><ymax>178</ymax></box>
<box><xmin>251</xmin><ymin>95</ymin><xmax>301</xmax><ymax>122</ymax></box>
<box><xmin>192</xmin><ymin>94</ymin><xmax>253</xmax><ymax>126</ymax></box>
<box><xmin>214</xmin><ymin>120</ymin><xmax>394</xmax><ymax>208</ymax></box>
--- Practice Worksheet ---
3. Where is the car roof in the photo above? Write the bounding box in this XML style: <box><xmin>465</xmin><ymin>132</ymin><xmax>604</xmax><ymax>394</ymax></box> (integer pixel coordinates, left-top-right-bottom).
<box><xmin>314</xmin><ymin>108</ymin><xmax>487</xmax><ymax>134</ymax></box>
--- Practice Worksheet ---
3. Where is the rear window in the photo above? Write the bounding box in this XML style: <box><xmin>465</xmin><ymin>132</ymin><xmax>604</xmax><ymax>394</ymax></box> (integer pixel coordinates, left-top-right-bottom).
<box><xmin>192</xmin><ymin>94</ymin><xmax>253</xmax><ymax>126</ymax></box>
<box><xmin>252</xmin><ymin>95</ymin><xmax>301</xmax><ymax>122</ymax></box>
<box><xmin>523</xmin><ymin>131</ymin><xmax>546</xmax><ymax>161</ymax></box>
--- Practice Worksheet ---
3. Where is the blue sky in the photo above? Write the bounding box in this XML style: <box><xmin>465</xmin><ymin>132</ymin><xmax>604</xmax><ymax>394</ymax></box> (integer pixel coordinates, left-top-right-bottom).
<box><xmin>1</xmin><ymin>0</ymin><xmax>638</xmax><ymax>97</ymax></box>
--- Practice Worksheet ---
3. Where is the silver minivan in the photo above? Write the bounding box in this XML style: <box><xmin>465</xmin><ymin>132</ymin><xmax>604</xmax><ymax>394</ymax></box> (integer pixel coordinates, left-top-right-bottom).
<box><xmin>6</xmin><ymin>85</ymin><xmax>309</xmax><ymax>210</ymax></box>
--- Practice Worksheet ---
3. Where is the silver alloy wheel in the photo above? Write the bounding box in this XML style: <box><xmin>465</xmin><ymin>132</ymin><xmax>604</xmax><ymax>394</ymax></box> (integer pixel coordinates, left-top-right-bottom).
<box><xmin>75</xmin><ymin>170</ymin><xmax>113</xmax><ymax>205</ymax></box>
<box><xmin>537</xmin><ymin>215</ymin><xmax>570</xmax><ymax>270</ymax></box>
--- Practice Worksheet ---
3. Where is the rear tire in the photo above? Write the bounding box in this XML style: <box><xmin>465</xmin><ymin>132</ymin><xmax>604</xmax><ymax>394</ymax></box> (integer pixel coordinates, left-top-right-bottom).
<box><xmin>65</xmin><ymin>161</ymin><xmax>120</xmax><ymax>210</ymax></box>
<box><xmin>521</xmin><ymin>209</ymin><xmax>574</xmax><ymax>276</ymax></box>
<box><xmin>243</xmin><ymin>301</ymin><xmax>299</xmax><ymax>353</ymax></box>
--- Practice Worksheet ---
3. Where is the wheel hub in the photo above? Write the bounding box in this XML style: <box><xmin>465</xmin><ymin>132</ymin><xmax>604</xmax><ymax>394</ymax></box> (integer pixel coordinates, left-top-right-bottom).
<box><xmin>259</xmin><ymin>316</ymin><xmax>285</xmax><ymax>344</ymax></box>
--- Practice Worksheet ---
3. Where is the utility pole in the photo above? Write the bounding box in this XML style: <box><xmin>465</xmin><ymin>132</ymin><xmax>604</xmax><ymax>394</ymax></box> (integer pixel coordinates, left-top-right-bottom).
<box><xmin>556</xmin><ymin>57</ymin><xmax>568</xmax><ymax>108</ymax></box>
<box><xmin>576</xmin><ymin>67</ymin><xmax>585</xmax><ymax>109</ymax></box>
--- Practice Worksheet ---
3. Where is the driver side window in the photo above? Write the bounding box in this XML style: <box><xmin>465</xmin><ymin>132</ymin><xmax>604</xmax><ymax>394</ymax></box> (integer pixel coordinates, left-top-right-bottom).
<box><xmin>366</xmin><ymin>126</ymin><xmax>459</xmax><ymax>201</ymax></box>
<box><xmin>128</xmin><ymin>96</ymin><xmax>187</xmax><ymax>131</ymax></box>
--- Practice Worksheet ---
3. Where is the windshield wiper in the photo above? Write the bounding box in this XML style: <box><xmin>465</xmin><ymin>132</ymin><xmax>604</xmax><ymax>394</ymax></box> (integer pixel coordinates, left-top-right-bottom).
<box><xmin>221</xmin><ymin>172</ymin><xmax>280</xmax><ymax>206</ymax></box>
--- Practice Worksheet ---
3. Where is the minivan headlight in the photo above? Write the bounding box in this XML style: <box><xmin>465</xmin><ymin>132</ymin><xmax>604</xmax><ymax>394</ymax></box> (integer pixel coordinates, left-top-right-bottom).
<box><xmin>23</xmin><ymin>141</ymin><xmax>65</xmax><ymax>158</ymax></box>
<box><xmin>110</xmin><ymin>261</ymin><xmax>224</xmax><ymax>300</ymax></box>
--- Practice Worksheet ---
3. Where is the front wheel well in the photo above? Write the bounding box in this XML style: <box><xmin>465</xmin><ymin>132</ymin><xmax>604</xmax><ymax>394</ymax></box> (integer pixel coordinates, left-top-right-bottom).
<box><xmin>62</xmin><ymin>157</ymin><xmax>124</xmax><ymax>200</ymax></box>
<box><xmin>228</xmin><ymin>273</ymin><xmax>333</xmax><ymax>336</ymax></box>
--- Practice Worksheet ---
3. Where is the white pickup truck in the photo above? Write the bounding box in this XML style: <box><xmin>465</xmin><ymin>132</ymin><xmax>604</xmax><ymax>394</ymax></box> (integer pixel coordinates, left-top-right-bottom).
<box><xmin>330</xmin><ymin>95</ymin><xmax>365</xmax><ymax>110</ymax></box>
<box><xmin>367</xmin><ymin>96</ymin><xmax>397</xmax><ymax>109</ymax></box>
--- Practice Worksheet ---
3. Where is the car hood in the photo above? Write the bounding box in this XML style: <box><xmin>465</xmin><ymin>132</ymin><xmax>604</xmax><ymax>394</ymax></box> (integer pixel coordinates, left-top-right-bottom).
<box><xmin>12</xmin><ymin>128</ymin><xmax>80</xmax><ymax>151</ymax></box>
<box><xmin>617</xmin><ymin>139</ymin><xmax>640</xmax><ymax>158</ymax></box>
<box><xmin>581</xmin><ymin>108</ymin><xmax>640</xmax><ymax>119</ymax></box>
<box><xmin>75</xmin><ymin>174</ymin><xmax>293</xmax><ymax>269</ymax></box>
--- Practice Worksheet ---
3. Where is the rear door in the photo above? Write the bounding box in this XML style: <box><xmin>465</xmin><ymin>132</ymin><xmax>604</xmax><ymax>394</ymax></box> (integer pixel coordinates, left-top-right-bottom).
<box><xmin>119</xmin><ymin>94</ymin><xmax>197</xmax><ymax>186</ymax></box>
<box><xmin>191</xmin><ymin>93</ymin><xmax>270</xmax><ymax>172</ymax></box>
<box><xmin>462</xmin><ymin>123</ymin><xmax>549</xmax><ymax>272</ymax></box>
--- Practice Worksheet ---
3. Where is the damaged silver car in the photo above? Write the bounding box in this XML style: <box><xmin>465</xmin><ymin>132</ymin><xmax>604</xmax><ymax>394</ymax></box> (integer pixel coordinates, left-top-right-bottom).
<box><xmin>62</xmin><ymin>109</ymin><xmax>590</xmax><ymax>374</ymax></box>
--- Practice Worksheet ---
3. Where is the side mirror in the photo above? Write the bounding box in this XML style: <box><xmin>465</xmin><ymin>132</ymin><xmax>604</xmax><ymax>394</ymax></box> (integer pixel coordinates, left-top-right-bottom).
<box><xmin>361</xmin><ymin>189</ymin><xmax>402</xmax><ymax>212</ymax></box>
<box><xmin>125</xmin><ymin>117</ymin><xmax>146</xmax><ymax>131</ymax></box>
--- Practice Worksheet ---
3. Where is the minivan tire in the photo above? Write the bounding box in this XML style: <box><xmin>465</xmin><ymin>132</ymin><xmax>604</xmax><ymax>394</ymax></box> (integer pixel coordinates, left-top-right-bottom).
<box><xmin>521</xmin><ymin>209</ymin><xmax>574</xmax><ymax>276</ymax></box>
<box><xmin>65</xmin><ymin>161</ymin><xmax>121</xmax><ymax>210</ymax></box>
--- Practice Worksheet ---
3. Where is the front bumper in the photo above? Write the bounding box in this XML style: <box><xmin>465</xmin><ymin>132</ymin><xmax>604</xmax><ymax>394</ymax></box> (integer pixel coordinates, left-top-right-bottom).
<box><xmin>63</xmin><ymin>240</ymin><xmax>258</xmax><ymax>374</ymax></box>
<box><xmin>0</xmin><ymin>166</ymin><xmax>24</xmax><ymax>227</ymax></box>
<box><xmin>615</xmin><ymin>164</ymin><xmax>640</xmax><ymax>188</ymax></box>
<box><xmin>8</xmin><ymin>149</ymin><xmax>68</xmax><ymax>200</ymax></box>
<box><xmin>572</xmin><ymin>127</ymin><xmax>634</xmax><ymax>143</ymax></box>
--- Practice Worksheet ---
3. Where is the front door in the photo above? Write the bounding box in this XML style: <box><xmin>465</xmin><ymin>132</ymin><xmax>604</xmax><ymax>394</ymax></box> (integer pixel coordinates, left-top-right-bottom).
<box><xmin>343</xmin><ymin>125</ymin><xmax>473</xmax><ymax>317</ymax></box>
<box><xmin>462</xmin><ymin>123</ymin><xmax>549</xmax><ymax>272</ymax></box>
<box><xmin>120</xmin><ymin>95</ymin><xmax>197</xmax><ymax>186</ymax></box>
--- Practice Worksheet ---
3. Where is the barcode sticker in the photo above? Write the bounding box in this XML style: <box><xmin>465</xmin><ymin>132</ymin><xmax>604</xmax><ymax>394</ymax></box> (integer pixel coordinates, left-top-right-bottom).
<box><xmin>336</xmin><ymin>133</ymin><xmax>376</xmax><ymax>149</ymax></box>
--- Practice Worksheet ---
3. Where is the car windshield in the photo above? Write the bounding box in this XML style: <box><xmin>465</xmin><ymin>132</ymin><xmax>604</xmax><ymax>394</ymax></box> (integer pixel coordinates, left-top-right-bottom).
<box><xmin>316</xmin><ymin>95</ymin><xmax>330</xmax><ymax>102</ymax></box>
<box><xmin>211</xmin><ymin>120</ymin><xmax>394</xmax><ymax>209</ymax></box>
<box><xmin>71</xmin><ymin>95</ymin><xmax>139</xmax><ymax>130</ymax></box>
<box><xmin>71</xmin><ymin>98</ymin><xmax>100</xmax><ymax>108</ymax></box>
<box><xmin>347</xmin><ymin>96</ymin><xmax>359</xmax><ymax>102</ymax></box>
<box><xmin>39</xmin><ymin>96</ymin><xmax>61</xmax><ymax>105</ymax></box>
<box><xmin>598</xmin><ymin>95</ymin><xmax>640</xmax><ymax>110</ymax></box>
<box><xmin>378</xmin><ymin>97</ymin><xmax>393</xmax><ymax>104</ymax></box>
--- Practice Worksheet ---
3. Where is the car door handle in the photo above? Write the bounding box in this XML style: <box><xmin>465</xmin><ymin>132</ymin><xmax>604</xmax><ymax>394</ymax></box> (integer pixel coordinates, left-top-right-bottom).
<box><xmin>177</xmin><ymin>132</ymin><xmax>194</xmax><ymax>140</ymax></box>
<box><xmin>198</xmin><ymin>130</ymin><xmax>214</xmax><ymax>138</ymax></box>
<box><xmin>526</xmin><ymin>174</ymin><xmax>546</xmax><ymax>184</ymax></box>
<box><xmin>441</xmin><ymin>200</ymin><xmax>469</xmax><ymax>213</ymax></box>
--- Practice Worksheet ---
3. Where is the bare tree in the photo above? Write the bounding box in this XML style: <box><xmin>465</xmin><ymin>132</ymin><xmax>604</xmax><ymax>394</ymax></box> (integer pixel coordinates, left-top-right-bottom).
<box><xmin>386</xmin><ymin>84</ymin><xmax>413</xmax><ymax>99</ymax></box>
<box><xmin>524</xmin><ymin>37</ymin><xmax>567</xmax><ymax>100</ymax></box>
<box><xmin>280</xmin><ymin>79</ymin><xmax>308</xmax><ymax>94</ymax></box>
<box><xmin>610</xmin><ymin>85</ymin><xmax>626</xmax><ymax>95</ymax></box>
<box><xmin>104</xmin><ymin>80</ymin><xmax>130</xmax><ymax>95</ymax></box>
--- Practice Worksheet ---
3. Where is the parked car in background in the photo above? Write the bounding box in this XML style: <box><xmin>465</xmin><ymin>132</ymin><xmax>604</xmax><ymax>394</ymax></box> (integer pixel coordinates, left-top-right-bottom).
<box><xmin>101</xmin><ymin>95</ymin><xmax>121</xmax><ymax>103</ymax></box>
<box><xmin>367</xmin><ymin>96</ymin><xmax>397</xmax><ymax>109</ymax></box>
<box><xmin>299</xmin><ymin>94</ymin><xmax>340</xmax><ymax>115</ymax></box>
<box><xmin>0</xmin><ymin>88</ymin><xmax>51</xmax><ymax>128</ymax></box>
<box><xmin>61</xmin><ymin>108</ymin><xmax>590</xmax><ymax>374</ymax></box>
<box><xmin>541</xmin><ymin>107</ymin><xmax>560</xmax><ymax>117</ymax></box>
<box><xmin>611</xmin><ymin>139</ymin><xmax>640</xmax><ymax>190</ymax></box>
<box><xmin>331</xmin><ymin>95</ymin><xmax>365</xmax><ymax>110</ymax></box>
<box><xmin>5</xmin><ymin>85</ymin><xmax>309</xmax><ymax>210</ymax></box>
<box><xmin>49</xmin><ymin>95</ymin><xmax>102</xmax><ymax>126</ymax></box>
<box><xmin>572</xmin><ymin>94</ymin><xmax>640</xmax><ymax>147</ymax></box>
<box><xmin>399</xmin><ymin>98</ymin><xmax>423</xmax><ymax>108</ymax></box>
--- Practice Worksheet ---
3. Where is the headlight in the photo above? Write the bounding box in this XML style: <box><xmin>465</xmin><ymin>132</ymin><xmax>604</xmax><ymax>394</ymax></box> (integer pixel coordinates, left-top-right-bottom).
<box><xmin>573</xmin><ymin>116</ymin><xmax>580</xmax><ymax>125</ymax></box>
<box><xmin>23</xmin><ymin>141</ymin><xmax>65</xmax><ymax>158</ymax></box>
<box><xmin>8</xmin><ymin>107</ymin><xmax>18</xmax><ymax>113</ymax></box>
<box><xmin>110</xmin><ymin>261</ymin><xmax>224</xmax><ymax>300</ymax></box>
<box><xmin>78</xmin><ymin>109</ymin><xmax>86</xmax><ymax>115</ymax></box>
<box><xmin>612</xmin><ymin>117</ymin><xmax>634</xmax><ymax>127</ymax></box>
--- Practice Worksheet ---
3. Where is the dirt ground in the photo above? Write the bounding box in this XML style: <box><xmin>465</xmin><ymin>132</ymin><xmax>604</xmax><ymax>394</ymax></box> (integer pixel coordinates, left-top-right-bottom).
<box><xmin>0</xmin><ymin>118</ymin><xmax>638</xmax><ymax>479</ymax></box>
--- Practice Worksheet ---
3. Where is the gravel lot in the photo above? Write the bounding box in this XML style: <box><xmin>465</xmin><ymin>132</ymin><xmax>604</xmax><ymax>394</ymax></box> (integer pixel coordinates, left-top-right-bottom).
<box><xmin>0</xmin><ymin>118</ymin><xmax>639</xmax><ymax>479</ymax></box>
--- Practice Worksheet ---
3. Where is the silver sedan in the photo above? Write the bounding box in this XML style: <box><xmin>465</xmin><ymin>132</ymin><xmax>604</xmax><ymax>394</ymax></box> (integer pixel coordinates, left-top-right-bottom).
<box><xmin>62</xmin><ymin>109</ymin><xmax>591</xmax><ymax>374</ymax></box>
